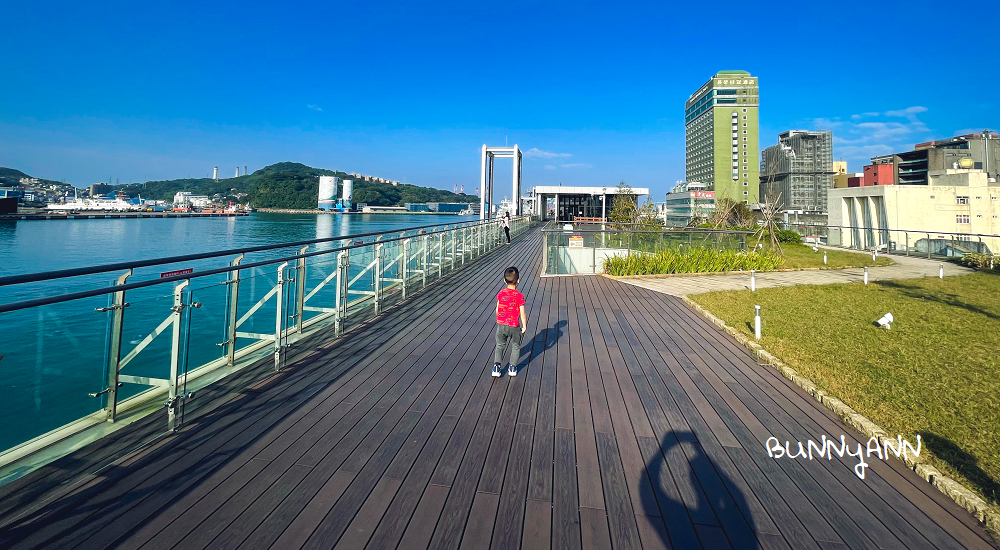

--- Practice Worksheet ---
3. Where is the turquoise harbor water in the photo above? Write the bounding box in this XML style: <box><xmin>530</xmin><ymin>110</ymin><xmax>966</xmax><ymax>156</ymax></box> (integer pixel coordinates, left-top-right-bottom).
<box><xmin>0</xmin><ymin>213</ymin><xmax>477</xmax><ymax>453</ymax></box>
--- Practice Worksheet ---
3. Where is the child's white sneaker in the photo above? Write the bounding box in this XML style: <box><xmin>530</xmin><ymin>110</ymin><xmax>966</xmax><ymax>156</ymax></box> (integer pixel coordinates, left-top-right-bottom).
<box><xmin>507</xmin><ymin>365</ymin><xmax>516</xmax><ymax>377</ymax></box>
<box><xmin>492</xmin><ymin>363</ymin><xmax>502</xmax><ymax>377</ymax></box>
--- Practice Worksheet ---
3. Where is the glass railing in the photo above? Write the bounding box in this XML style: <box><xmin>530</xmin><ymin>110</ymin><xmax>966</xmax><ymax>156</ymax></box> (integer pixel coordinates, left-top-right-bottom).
<box><xmin>541</xmin><ymin>222</ymin><xmax>752</xmax><ymax>275</ymax></box>
<box><xmin>0</xmin><ymin>215</ymin><xmax>531</xmax><ymax>483</ymax></box>
<box><xmin>781</xmin><ymin>223</ymin><xmax>1000</xmax><ymax>259</ymax></box>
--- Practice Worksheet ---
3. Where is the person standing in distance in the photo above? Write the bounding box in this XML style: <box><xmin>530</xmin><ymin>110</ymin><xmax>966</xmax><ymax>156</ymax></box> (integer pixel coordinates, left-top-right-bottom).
<box><xmin>502</xmin><ymin>212</ymin><xmax>511</xmax><ymax>245</ymax></box>
<box><xmin>492</xmin><ymin>266</ymin><xmax>526</xmax><ymax>377</ymax></box>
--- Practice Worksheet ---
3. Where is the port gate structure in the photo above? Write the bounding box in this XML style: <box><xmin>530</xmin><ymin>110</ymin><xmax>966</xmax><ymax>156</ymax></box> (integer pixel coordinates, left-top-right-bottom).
<box><xmin>479</xmin><ymin>144</ymin><xmax>523</xmax><ymax>219</ymax></box>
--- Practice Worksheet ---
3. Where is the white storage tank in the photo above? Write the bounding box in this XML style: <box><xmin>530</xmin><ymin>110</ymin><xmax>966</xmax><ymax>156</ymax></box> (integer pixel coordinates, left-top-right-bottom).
<box><xmin>342</xmin><ymin>179</ymin><xmax>353</xmax><ymax>210</ymax></box>
<box><xmin>318</xmin><ymin>176</ymin><xmax>339</xmax><ymax>210</ymax></box>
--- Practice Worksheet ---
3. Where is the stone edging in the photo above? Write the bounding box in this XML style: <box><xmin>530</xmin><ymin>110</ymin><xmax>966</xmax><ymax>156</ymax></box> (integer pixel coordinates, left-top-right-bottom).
<box><xmin>600</xmin><ymin>262</ymin><xmax>892</xmax><ymax>280</ymax></box>
<box><xmin>681</xmin><ymin>295</ymin><xmax>1000</xmax><ymax>536</ymax></box>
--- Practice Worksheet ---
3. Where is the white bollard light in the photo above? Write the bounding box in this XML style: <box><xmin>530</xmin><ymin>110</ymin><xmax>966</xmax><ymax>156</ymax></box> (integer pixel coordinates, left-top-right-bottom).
<box><xmin>875</xmin><ymin>312</ymin><xmax>893</xmax><ymax>329</ymax></box>
<box><xmin>751</xmin><ymin>270</ymin><xmax>756</xmax><ymax>292</ymax></box>
<box><xmin>939</xmin><ymin>263</ymin><xmax>944</xmax><ymax>279</ymax></box>
<box><xmin>823</xmin><ymin>250</ymin><xmax>827</xmax><ymax>265</ymax></box>
<box><xmin>864</xmin><ymin>266</ymin><xmax>868</xmax><ymax>285</ymax></box>
<box><xmin>754</xmin><ymin>305</ymin><xmax>761</xmax><ymax>340</ymax></box>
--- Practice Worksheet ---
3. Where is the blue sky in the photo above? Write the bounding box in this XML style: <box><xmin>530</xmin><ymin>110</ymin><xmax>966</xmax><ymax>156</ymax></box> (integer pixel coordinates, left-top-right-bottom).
<box><xmin>1</xmin><ymin>0</ymin><xmax>997</xmax><ymax>198</ymax></box>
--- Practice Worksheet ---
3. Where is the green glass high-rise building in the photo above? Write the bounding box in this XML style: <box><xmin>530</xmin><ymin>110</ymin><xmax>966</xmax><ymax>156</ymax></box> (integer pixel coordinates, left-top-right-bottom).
<box><xmin>685</xmin><ymin>70</ymin><xmax>759</xmax><ymax>203</ymax></box>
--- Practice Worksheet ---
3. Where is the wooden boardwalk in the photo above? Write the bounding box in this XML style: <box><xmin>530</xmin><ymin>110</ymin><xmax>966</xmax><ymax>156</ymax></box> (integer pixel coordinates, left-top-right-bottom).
<box><xmin>0</xmin><ymin>225</ymin><xmax>994</xmax><ymax>549</ymax></box>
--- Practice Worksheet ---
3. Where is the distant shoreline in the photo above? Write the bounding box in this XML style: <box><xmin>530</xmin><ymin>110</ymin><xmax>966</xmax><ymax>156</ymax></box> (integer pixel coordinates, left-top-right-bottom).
<box><xmin>256</xmin><ymin>208</ymin><xmax>473</xmax><ymax>215</ymax></box>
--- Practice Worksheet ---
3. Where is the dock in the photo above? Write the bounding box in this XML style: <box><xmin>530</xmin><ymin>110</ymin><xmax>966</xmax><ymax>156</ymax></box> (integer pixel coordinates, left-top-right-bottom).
<box><xmin>0</xmin><ymin>225</ymin><xmax>993</xmax><ymax>549</ymax></box>
<box><xmin>0</xmin><ymin>211</ymin><xmax>250</xmax><ymax>221</ymax></box>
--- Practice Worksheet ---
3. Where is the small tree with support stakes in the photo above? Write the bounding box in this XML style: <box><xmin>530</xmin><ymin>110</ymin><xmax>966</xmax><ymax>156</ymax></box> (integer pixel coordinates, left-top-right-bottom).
<box><xmin>756</xmin><ymin>159</ymin><xmax>785</xmax><ymax>255</ymax></box>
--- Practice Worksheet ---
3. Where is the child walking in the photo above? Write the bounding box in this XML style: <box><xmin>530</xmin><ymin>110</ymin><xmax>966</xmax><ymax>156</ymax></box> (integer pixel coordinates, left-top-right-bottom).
<box><xmin>493</xmin><ymin>266</ymin><xmax>526</xmax><ymax>377</ymax></box>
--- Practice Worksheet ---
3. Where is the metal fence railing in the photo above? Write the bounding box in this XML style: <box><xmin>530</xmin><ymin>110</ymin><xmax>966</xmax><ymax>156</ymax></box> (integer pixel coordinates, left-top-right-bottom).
<box><xmin>782</xmin><ymin>223</ymin><xmax>1000</xmax><ymax>259</ymax></box>
<box><xmin>0</xmin><ymin>215</ymin><xmax>531</xmax><ymax>483</ymax></box>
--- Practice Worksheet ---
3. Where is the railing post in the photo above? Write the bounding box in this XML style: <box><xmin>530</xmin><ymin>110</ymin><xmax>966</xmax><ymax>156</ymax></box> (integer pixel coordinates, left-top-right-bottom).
<box><xmin>374</xmin><ymin>243</ymin><xmax>383</xmax><ymax>316</ymax></box>
<box><xmin>402</xmin><ymin>238</ymin><xmax>410</xmax><ymax>300</ymax></box>
<box><xmin>336</xmin><ymin>250</ymin><xmax>348</xmax><ymax>336</ymax></box>
<box><xmin>905</xmin><ymin>232</ymin><xmax>909</xmax><ymax>256</ymax></box>
<box><xmin>224</xmin><ymin>254</ymin><xmax>244</xmax><ymax>366</ymax></box>
<box><xmin>101</xmin><ymin>269</ymin><xmax>132</xmax><ymax>422</ymax></box>
<box><xmin>167</xmin><ymin>279</ymin><xmax>190</xmax><ymax>431</ymax></box>
<box><xmin>422</xmin><ymin>235</ymin><xmax>428</xmax><ymax>287</ymax></box>
<box><xmin>450</xmin><ymin>229</ymin><xmax>456</xmax><ymax>270</ymax></box>
<box><xmin>274</xmin><ymin>261</ymin><xmax>289</xmax><ymax>372</ymax></box>
<box><xmin>296</xmin><ymin>246</ymin><xmax>308</xmax><ymax>333</ymax></box>
<box><xmin>438</xmin><ymin>233</ymin><xmax>444</xmax><ymax>277</ymax></box>
<box><xmin>927</xmin><ymin>233</ymin><xmax>931</xmax><ymax>259</ymax></box>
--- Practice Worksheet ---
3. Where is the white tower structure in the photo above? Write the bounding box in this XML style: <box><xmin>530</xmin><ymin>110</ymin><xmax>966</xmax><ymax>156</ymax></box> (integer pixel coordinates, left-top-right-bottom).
<box><xmin>318</xmin><ymin>176</ymin><xmax>339</xmax><ymax>210</ymax></box>
<box><xmin>479</xmin><ymin>144</ymin><xmax>522</xmax><ymax>219</ymax></box>
<box><xmin>213</xmin><ymin>167</ymin><xmax>218</xmax><ymax>180</ymax></box>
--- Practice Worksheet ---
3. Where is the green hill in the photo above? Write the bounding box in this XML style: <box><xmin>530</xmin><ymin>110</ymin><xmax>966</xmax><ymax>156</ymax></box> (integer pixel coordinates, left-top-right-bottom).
<box><xmin>112</xmin><ymin>162</ymin><xmax>476</xmax><ymax>209</ymax></box>
<box><xmin>0</xmin><ymin>167</ymin><xmax>65</xmax><ymax>188</ymax></box>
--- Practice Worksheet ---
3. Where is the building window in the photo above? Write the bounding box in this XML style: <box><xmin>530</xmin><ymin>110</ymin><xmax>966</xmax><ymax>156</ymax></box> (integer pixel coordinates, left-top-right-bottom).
<box><xmin>743</xmin><ymin>109</ymin><xmax>747</xmax><ymax>113</ymax></box>
<box><xmin>744</xmin><ymin>191</ymin><xmax>749</xmax><ymax>195</ymax></box>
<box><xmin>743</xmin><ymin>130</ymin><xmax>747</xmax><ymax>134</ymax></box>
<box><xmin>957</xmin><ymin>214</ymin><xmax>970</xmax><ymax>224</ymax></box>
<box><xmin>976</xmin><ymin>196</ymin><xmax>982</xmax><ymax>199</ymax></box>
<box><xmin>977</xmin><ymin>214</ymin><xmax>983</xmax><ymax>218</ymax></box>
<box><xmin>957</xmin><ymin>196</ymin><xmax>970</xmax><ymax>205</ymax></box>
<box><xmin>743</xmin><ymin>182</ymin><xmax>748</xmax><ymax>186</ymax></box>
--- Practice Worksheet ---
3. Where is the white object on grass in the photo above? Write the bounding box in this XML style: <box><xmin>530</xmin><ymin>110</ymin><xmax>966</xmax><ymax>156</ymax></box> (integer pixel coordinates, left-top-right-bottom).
<box><xmin>875</xmin><ymin>312</ymin><xmax>894</xmax><ymax>329</ymax></box>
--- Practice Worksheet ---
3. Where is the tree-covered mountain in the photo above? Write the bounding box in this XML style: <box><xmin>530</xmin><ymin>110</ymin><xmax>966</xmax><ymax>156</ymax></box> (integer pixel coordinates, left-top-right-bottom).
<box><xmin>0</xmin><ymin>167</ymin><xmax>66</xmax><ymax>188</ymax></box>
<box><xmin>112</xmin><ymin>162</ymin><xmax>476</xmax><ymax>208</ymax></box>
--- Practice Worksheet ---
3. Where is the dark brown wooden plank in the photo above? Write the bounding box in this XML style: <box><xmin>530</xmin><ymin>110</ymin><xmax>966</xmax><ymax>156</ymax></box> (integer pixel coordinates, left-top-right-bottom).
<box><xmin>579</xmin><ymin>507</ymin><xmax>612</xmax><ymax>550</ymax></box>
<box><xmin>553</xmin><ymin>427</ymin><xmax>582</xmax><ymax>550</ymax></box>
<box><xmin>521</xmin><ymin>498</ymin><xmax>552</xmax><ymax>550</ymax></box>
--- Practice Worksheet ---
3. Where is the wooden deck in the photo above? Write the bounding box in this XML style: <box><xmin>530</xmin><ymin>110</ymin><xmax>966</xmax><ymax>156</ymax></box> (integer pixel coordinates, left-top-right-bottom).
<box><xmin>0</xmin><ymin>225</ymin><xmax>995</xmax><ymax>549</ymax></box>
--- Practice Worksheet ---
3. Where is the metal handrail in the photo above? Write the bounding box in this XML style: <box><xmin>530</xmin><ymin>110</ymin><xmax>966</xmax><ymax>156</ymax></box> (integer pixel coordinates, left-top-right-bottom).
<box><xmin>0</xmin><ymin>217</ymin><xmax>493</xmax><ymax>288</ymax></box>
<box><xmin>0</xmin><ymin>218</ymin><xmax>500</xmax><ymax>314</ymax></box>
<box><xmin>0</xmin><ymin>215</ymin><xmax>531</xmax><ymax>477</ymax></box>
<box><xmin>785</xmin><ymin>224</ymin><xmax>1000</xmax><ymax>239</ymax></box>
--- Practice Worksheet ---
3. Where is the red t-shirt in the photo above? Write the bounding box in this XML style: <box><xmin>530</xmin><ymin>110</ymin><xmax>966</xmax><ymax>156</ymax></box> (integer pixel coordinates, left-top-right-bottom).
<box><xmin>496</xmin><ymin>288</ymin><xmax>525</xmax><ymax>327</ymax></box>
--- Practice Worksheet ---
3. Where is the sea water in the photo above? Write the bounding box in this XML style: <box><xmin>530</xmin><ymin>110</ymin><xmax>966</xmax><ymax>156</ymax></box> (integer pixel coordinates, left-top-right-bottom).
<box><xmin>0</xmin><ymin>212</ymin><xmax>476</xmax><ymax>452</ymax></box>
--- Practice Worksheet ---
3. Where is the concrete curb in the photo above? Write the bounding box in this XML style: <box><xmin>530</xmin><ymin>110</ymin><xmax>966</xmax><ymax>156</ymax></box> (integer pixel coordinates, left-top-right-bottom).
<box><xmin>600</xmin><ymin>262</ymin><xmax>895</xmax><ymax>280</ymax></box>
<box><xmin>681</xmin><ymin>295</ymin><xmax>1000</xmax><ymax>536</ymax></box>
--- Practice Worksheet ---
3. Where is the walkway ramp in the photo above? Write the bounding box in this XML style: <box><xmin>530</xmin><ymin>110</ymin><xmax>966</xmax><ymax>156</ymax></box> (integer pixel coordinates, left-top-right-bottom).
<box><xmin>0</xmin><ymin>226</ymin><xmax>993</xmax><ymax>549</ymax></box>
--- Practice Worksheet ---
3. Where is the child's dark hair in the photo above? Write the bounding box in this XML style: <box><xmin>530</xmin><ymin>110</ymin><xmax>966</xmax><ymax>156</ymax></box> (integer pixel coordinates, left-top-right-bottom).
<box><xmin>504</xmin><ymin>266</ymin><xmax>519</xmax><ymax>285</ymax></box>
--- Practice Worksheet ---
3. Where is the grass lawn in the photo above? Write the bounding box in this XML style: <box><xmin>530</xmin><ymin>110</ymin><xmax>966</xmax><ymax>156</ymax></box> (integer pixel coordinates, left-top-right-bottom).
<box><xmin>690</xmin><ymin>272</ymin><xmax>1000</xmax><ymax>505</ymax></box>
<box><xmin>776</xmin><ymin>243</ymin><xmax>895</xmax><ymax>270</ymax></box>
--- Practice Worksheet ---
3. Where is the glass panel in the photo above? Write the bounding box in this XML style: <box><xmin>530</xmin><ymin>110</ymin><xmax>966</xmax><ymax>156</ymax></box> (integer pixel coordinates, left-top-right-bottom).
<box><xmin>0</xmin><ymin>296</ymin><xmax>111</xmax><ymax>451</ymax></box>
<box><xmin>184</xmin><ymin>279</ymin><xmax>230</xmax><ymax>374</ymax></box>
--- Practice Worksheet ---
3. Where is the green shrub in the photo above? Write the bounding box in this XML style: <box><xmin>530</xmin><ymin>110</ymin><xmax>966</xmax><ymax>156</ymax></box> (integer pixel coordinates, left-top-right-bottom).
<box><xmin>775</xmin><ymin>229</ymin><xmax>802</xmax><ymax>243</ymax></box>
<box><xmin>960</xmin><ymin>253</ymin><xmax>999</xmax><ymax>271</ymax></box>
<box><xmin>603</xmin><ymin>247</ymin><xmax>784</xmax><ymax>276</ymax></box>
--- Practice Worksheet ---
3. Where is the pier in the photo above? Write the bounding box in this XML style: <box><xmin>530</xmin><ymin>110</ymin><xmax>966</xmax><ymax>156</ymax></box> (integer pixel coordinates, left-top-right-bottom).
<box><xmin>0</xmin><ymin>211</ymin><xmax>250</xmax><ymax>221</ymax></box>
<box><xmin>0</xmin><ymin>223</ymin><xmax>994</xmax><ymax>549</ymax></box>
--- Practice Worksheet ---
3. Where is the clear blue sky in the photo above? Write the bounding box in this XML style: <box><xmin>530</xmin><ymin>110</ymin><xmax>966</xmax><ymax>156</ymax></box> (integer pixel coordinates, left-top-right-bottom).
<box><xmin>1</xmin><ymin>0</ymin><xmax>996</xmax><ymax>198</ymax></box>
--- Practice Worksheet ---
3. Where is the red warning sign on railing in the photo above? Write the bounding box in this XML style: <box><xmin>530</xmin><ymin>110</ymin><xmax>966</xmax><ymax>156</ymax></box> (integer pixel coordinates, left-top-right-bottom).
<box><xmin>160</xmin><ymin>268</ymin><xmax>194</xmax><ymax>279</ymax></box>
